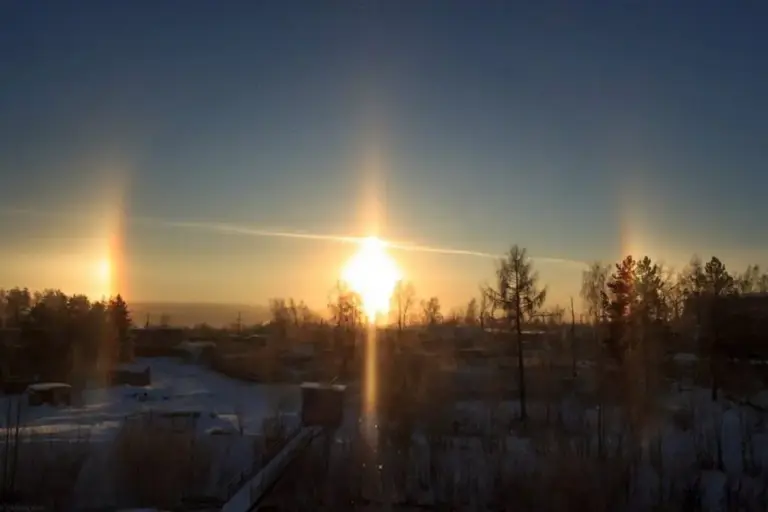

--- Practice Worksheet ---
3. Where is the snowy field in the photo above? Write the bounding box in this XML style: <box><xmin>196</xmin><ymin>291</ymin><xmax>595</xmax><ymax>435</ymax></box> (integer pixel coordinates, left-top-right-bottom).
<box><xmin>0</xmin><ymin>357</ymin><xmax>321</xmax><ymax>508</ymax></box>
<box><xmin>0</xmin><ymin>357</ymin><xmax>304</xmax><ymax>441</ymax></box>
<box><xmin>2</xmin><ymin>354</ymin><xmax>767</xmax><ymax>510</ymax></box>
<box><xmin>276</xmin><ymin>375</ymin><xmax>768</xmax><ymax>511</ymax></box>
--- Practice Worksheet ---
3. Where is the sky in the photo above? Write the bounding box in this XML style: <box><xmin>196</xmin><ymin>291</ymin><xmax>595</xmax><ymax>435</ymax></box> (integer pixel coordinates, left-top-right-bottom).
<box><xmin>1</xmin><ymin>1</ymin><xmax>767</xmax><ymax>312</ymax></box>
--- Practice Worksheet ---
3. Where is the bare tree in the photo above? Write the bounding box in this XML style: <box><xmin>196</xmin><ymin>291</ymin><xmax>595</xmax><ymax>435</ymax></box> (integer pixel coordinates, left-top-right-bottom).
<box><xmin>421</xmin><ymin>296</ymin><xmax>443</xmax><ymax>326</ymax></box>
<box><xmin>735</xmin><ymin>264</ymin><xmax>763</xmax><ymax>294</ymax></box>
<box><xmin>464</xmin><ymin>297</ymin><xmax>479</xmax><ymax>326</ymax></box>
<box><xmin>328</xmin><ymin>282</ymin><xmax>364</xmax><ymax>380</ymax></box>
<box><xmin>269</xmin><ymin>299</ymin><xmax>291</xmax><ymax>340</ymax></box>
<box><xmin>484</xmin><ymin>245</ymin><xmax>546</xmax><ymax>421</ymax></box>
<box><xmin>288</xmin><ymin>298</ymin><xmax>300</xmax><ymax>327</ymax></box>
<box><xmin>478</xmin><ymin>286</ymin><xmax>494</xmax><ymax>330</ymax></box>
<box><xmin>328</xmin><ymin>281</ymin><xmax>363</xmax><ymax>330</ymax></box>
<box><xmin>390</xmin><ymin>281</ymin><xmax>416</xmax><ymax>332</ymax></box>
<box><xmin>663</xmin><ymin>268</ymin><xmax>687</xmax><ymax>323</ymax></box>
<box><xmin>297</xmin><ymin>300</ymin><xmax>316</xmax><ymax>325</ymax></box>
<box><xmin>580</xmin><ymin>262</ymin><xmax>610</xmax><ymax>329</ymax></box>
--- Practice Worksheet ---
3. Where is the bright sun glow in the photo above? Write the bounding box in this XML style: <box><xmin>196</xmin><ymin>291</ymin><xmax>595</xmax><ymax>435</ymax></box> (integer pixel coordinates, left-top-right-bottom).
<box><xmin>95</xmin><ymin>258</ymin><xmax>112</xmax><ymax>297</ymax></box>
<box><xmin>341</xmin><ymin>236</ymin><xmax>401</xmax><ymax>320</ymax></box>
<box><xmin>97</xmin><ymin>258</ymin><xmax>111</xmax><ymax>281</ymax></box>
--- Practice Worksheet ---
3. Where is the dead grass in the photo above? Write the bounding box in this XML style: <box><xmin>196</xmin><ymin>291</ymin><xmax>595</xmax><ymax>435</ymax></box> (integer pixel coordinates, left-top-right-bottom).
<box><xmin>110</xmin><ymin>416</ymin><xmax>214</xmax><ymax>509</ymax></box>
<box><xmin>1</xmin><ymin>436</ymin><xmax>92</xmax><ymax>509</ymax></box>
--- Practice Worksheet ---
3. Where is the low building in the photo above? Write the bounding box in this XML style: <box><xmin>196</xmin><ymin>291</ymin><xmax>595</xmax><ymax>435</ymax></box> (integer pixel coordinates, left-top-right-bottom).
<box><xmin>110</xmin><ymin>363</ymin><xmax>151</xmax><ymax>386</ymax></box>
<box><xmin>27</xmin><ymin>382</ymin><xmax>73</xmax><ymax>406</ymax></box>
<box><xmin>132</xmin><ymin>326</ymin><xmax>186</xmax><ymax>356</ymax></box>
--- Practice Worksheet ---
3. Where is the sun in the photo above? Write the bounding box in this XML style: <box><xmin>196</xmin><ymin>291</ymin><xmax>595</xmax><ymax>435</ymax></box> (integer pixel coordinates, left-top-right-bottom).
<box><xmin>341</xmin><ymin>236</ymin><xmax>401</xmax><ymax>320</ymax></box>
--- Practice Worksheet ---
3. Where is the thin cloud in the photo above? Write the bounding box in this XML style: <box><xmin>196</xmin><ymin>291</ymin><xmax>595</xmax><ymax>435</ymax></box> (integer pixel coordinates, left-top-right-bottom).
<box><xmin>0</xmin><ymin>207</ymin><xmax>587</xmax><ymax>267</ymax></box>
<box><xmin>387</xmin><ymin>241</ymin><xmax>497</xmax><ymax>259</ymax></box>
<box><xmin>151</xmin><ymin>219</ymin><xmax>364</xmax><ymax>245</ymax></box>
<box><xmin>388</xmin><ymin>241</ymin><xmax>586</xmax><ymax>267</ymax></box>
<box><xmin>155</xmin><ymin>219</ymin><xmax>587</xmax><ymax>267</ymax></box>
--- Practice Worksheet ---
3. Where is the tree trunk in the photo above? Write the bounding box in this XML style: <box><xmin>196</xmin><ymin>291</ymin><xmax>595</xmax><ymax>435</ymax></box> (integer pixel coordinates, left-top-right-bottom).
<box><xmin>570</xmin><ymin>297</ymin><xmax>577</xmax><ymax>378</ymax></box>
<box><xmin>710</xmin><ymin>299</ymin><xmax>719</xmax><ymax>402</ymax></box>
<box><xmin>642</xmin><ymin>316</ymin><xmax>650</xmax><ymax>395</ymax></box>
<box><xmin>516</xmin><ymin>303</ymin><xmax>527</xmax><ymax>422</ymax></box>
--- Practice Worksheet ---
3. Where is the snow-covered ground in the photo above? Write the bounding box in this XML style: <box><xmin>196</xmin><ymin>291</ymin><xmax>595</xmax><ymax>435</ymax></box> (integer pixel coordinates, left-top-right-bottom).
<box><xmin>0</xmin><ymin>357</ymin><xmax>303</xmax><ymax>441</ymax></box>
<box><xmin>3</xmin><ymin>354</ymin><xmax>767</xmax><ymax>510</ymax></box>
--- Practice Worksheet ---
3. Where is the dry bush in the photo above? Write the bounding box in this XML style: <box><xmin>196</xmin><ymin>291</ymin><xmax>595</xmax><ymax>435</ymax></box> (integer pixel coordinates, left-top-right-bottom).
<box><xmin>2</xmin><ymin>436</ymin><xmax>91</xmax><ymax>509</ymax></box>
<box><xmin>111</xmin><ymin>416</ymin><xmax>214</xmax><ymax>509</ymax></box>
<box><xmin>492</xmin><ymin>454</ymin><xmax>634</xmax><ymax>512</ymax></box>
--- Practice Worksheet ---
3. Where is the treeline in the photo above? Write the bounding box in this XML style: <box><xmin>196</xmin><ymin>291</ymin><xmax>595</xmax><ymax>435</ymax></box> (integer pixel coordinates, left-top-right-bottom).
<box><xmin>583</xmin><ymin>254</ymin><xmax>768</xmax><ymax>401</ymax></box>
<box><xmin>0</xmin><ymin>288</ymin><xmax>132</xmax><ymax>382</ymax></box>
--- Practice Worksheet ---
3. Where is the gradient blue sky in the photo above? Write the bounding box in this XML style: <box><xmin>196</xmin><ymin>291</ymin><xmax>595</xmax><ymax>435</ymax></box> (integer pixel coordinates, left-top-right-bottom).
<box><xmin>1</xmin><ymin>2</ymin><xmax>767</xmax><ymax>311</ymax></box>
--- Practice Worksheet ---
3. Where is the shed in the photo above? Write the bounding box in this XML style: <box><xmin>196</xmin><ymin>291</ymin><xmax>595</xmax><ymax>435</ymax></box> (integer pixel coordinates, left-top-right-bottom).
<box><xmin>300</xmin><ymin>382</ymin><xmax>345</xmax><ymax>428</ymax></box>
<box><xmin>110</xmin><ymin>364</ymin><xmax>151</xmax><ymax>386</ymax></box>
<box><xmin>27</xmin><ymin>382</ymin><xmax>73</xmax><ymax>406</ymax></box>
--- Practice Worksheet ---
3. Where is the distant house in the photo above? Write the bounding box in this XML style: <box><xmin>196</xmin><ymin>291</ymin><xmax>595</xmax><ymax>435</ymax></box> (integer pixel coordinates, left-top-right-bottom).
<box><xmin>132</xmin><ymin>327</ymin><xmax>186</xmax><ymax>356</ymax></box>
<box><xmin>110</xmin><ymin>363</ymin><xmax>151</xmax><ymax>386</ymax></box>
<box><xmin>178</xmin><ymin>341</ymin><xmax>217</xmax><ymax>363</ymax></box>
<box><xmin>27</xmin><ymin>382</ymin><xmax>73</xmax><ymax>407</ymax></box>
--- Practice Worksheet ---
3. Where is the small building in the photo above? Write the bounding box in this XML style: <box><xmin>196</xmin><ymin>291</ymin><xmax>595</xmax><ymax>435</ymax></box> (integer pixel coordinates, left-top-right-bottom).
<box><xmin>300</xmin><ymin>382</ymin><xmax>345</xmax><ymax>428</ymax></box>
<box><xmin>110</xmin><ymin>363</ymin><xmax>151</xmax><ymax>386</ymax></box>
<box><xmin>132</xmin><ymin>327</ymin><xmax>186</xmax><ymax>356</ymax></box>
<box><xmin>133</xmin><ymin>326</ymin><xmax>185</xmax><ymax>347</ymax></box>
<box><xmin>27</xmin><ymin>382</ymin><xmax>73</xmax><ymax>406</ymax></box>
<box><xmin>177</xmin><ymin>341</ymin><xmax>217</xmax><ymax>363</ymax></box>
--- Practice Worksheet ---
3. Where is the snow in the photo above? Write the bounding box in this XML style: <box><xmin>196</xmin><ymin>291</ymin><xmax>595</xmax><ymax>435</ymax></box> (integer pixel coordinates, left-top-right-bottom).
<box><xmin>0</xmin><ymin>357</ymin><xmax>301</xmax><ymax>441</ymax></box>
<box><xmin>318</xmin><ymin>382</ymin><xmax>768</xmax><ymax>511</ymax></box>
<box><xmin>300</xmin><ymin>382</ymin><xmax>347</xmax><ymax>392</ymax></box>
<box><xmin>3</xmin><ymin>353</ymin><xmax>767</xmax><ymax>510</ymax></box>
<box><xmin>673</xmin><ymin>352</ymin><xmax>700</xmax><ymax>364</ymax></box>
<box><xmin>222</xmin><ymin>426</ymin><xmax>321</xmax><ymax>512</ymax></box>
<box><xmin>27</xmin><ymin>382</ymin><xmax>71</xmax><ymax>391</ymax></box>
<box><xmin>116</xmin><ymin>362</ymin><xmax>150</xmax><ymax>372</ymax></box>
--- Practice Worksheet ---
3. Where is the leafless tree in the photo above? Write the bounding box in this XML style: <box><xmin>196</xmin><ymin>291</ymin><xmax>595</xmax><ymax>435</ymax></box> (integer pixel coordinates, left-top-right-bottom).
<box><xmin>478</xmin><ymin>287</ymin><xmax>494</xmax><ymax>330</ymax></box>
<box><xmin>421</xmin><ymin>296</ymin><xmax>443</xmax><ymax>326</ymax></box>
<box><xmin>390</xmin><ymin>281</ymin><xmax>416</xmax><ymax>332</ymax></box>
<box><xmin>735</xmin><ymin>264</ymin><xmax>766</xmax><ymax>294</ymax></box>
<box><xmin>580</xmin><ymin>262</ymin><xmax>610</xmax><ymax>328</ymax></box>
<box><xmin>269</xmin><ymin>298</ymin><xmax>291</xmax><ymax>340</ymax></box>
<box><xmin>328</xmin><ymin>282</ymin><xmax>364</xmax><ymax>379</ymax></box>
<box><xmin>484</xmin><ymin>245</ymin><xmax>547</xmax><ymax>421</ymax></box>
<box><xmin>464</xmin><ymin>297</ymin><xmax>479</xmax><ymax>326</ymax></box>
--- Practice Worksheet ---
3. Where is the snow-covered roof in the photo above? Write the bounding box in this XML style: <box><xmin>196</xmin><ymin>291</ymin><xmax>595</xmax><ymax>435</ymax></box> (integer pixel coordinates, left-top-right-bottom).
<box><xmin>116</xmin><ymin>363</ymin><xmax>150</xmax><ymax>372</ymax></box>
<box><xmin>673</xmin><ymin>353</ymin><xmax>699</xmax><ymax>364</ymax></box>
<box><xmin>178</xmin><ymin>341</ymin><xmax>216</xmax><ymax>349</ymax></box>
<box><xmin>27</xmin><ymin>382</ymin><xmax>71</xmax><ymax>392</ymax></box>
<box><xmin>300</xmin><ymin>382</ymin><xmax>346</xmax><ymax>392</ymax></box>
